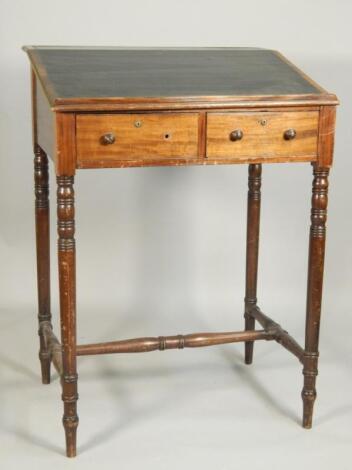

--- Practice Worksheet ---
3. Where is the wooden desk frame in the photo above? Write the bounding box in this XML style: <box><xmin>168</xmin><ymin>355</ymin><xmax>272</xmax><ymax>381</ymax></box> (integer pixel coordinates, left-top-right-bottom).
<box><xmin>26</xmin><ymin>47</ymin><xmax>338</xmax><ymax>457</ymax></box>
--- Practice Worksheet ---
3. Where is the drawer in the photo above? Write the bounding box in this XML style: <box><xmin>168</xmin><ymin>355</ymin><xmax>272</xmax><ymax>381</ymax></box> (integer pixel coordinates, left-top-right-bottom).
<box><xmin>76</xmin><ymin>113</ymin><xmax>199</xmax><ymax>164</ymax></box>
<box><xmin>206</xmin><ymin>111</ymin><xmax>319</xmax><ymax>160</ymax></box>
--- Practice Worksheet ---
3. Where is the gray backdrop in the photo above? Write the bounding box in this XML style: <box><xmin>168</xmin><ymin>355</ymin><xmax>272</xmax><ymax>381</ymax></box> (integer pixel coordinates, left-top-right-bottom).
<box><xmin>0</xmin><ymin>0</ymin><xmax>351</xmax><ymax>468</ymax></box>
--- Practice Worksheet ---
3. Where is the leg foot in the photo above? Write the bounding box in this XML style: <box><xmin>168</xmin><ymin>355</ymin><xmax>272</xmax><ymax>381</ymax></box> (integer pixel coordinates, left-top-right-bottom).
<box><xmin>301</xmin><ymin>351</ymin><xmax>318</xmax><ymax>428</ymax></box>
<box><xmin>302</xmin><ymin>390</ymin><xmax>316</xmax><ymax>429</ymax></box>
<box><xmin>63</xmin><ymin>415</ymin><xmax>79</xmax><ymax>457</ymax></box>
<box><xmin>39</xmin><ymin>351</ymin><xmax>51</xmax><ymax>384</ymax></box>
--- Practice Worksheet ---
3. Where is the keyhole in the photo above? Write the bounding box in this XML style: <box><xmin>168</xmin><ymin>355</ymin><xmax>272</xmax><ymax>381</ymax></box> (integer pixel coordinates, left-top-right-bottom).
<box><xmin>164</xmin><ymin>133</ymin><xmax>171</xmax><ymax>140</ymax></box>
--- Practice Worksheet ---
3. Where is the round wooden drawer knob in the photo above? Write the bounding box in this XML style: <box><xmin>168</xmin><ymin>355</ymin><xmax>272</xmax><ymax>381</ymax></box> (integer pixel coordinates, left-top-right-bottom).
<box><xmin>283</xmin><ymin>128</ymin><xmax>296</xmax><ymax>140</ymax></box>
<box><xmin>100</xmin><ymin>132</ymin><xmax>116</xmax><ymax>145</ymax></box>
<box><xmin>229</xmin><ymin>129</ymin><xmax>243</xmax><ymax>141</ymax></box>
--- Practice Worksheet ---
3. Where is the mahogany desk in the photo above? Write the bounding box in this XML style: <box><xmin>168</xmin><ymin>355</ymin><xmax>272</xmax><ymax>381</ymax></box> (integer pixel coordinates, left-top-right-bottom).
<box><xmin>24</xmin><ymin>46</ymin><xmax>338</xmax><ymax>457</ymax></box>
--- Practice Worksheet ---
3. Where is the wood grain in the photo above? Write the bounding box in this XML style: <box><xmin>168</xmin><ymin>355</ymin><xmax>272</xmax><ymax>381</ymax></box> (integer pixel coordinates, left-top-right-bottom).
<box><xmin>76</xmin><ymin>154</ymin><xmax>317</xmax><ymax>170</ymax></box>
<box><xmin>206</xmin><ymin>111</ymin><xmax>319</xmax><ymax>159</ymax></box>
<box><xmin>55</xmin><ymin>113</ymin><xmax>76</xmax><ymax>175</ymax></box>
<box><xmin>76</xmin><ymin>113</ymin><xmax>199</xmax><ymax>164</ymax></box>
<box><xmin>25</xmin><ymin>47</ymin><xmax>338</xmax><ymax>458</ymax></box>
<box><xmin>34</xmin><ymin>145</ymin><xmax>52</xmax><ymax>384</ymax></box>
<box><xmin>302</xmin><ymin>165</ymin><xmax>329</xmax><ymax>429</ymax></box>
<box><xmin>317</xmin><ymin>106</ymin><xmax>336</xmax><ymax>167</ymax></box>
<box><xmin>42</xmin><ymin>322</ymin><xmax>63</xmax><ymax>376</ymax></box>
<box><xmin>57</xmin><ymin>175</ymin><xmax>78</xmax><ymax>457</ymax></box>
<box><xmin>244</xmin><ymin>164</ymin><xmax>262</xmax><ymax>364</ymax></box>
<box><xmin>247</xmin><ymin>306</ymin><xmax>305</xmax><ymax>362</ymax></box>
<box><xmin>198</xmin><ymin>112</ymin><xmax>207</xmax><ymax>158</ymax></box>
<box><xmin>76</xmin><ymin>330</ymin><xmax>274</xmax><ymax>355</ymax></box>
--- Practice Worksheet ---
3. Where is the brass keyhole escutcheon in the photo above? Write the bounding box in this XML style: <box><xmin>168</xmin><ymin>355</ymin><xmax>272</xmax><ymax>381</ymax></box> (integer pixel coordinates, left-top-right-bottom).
<box><xmin>259</xmin><ymin>119</ymin><xmax>267</xmax><ymax>126</ymax></box>
<box><xmin>164</xmin><ymin>132</ymin><xmax>172</xmax><ymax>140</ymax></box>
<box><xmin>134</xmin><ymin>120</ymin><xmax>142</xmax><ymax>128</ymax></box>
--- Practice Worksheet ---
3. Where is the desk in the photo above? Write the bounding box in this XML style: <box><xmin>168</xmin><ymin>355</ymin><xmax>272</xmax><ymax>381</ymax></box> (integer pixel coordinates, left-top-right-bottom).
<box><xmin>24</xmin><ymin>46</ymin><xmax>338</xmax><ymax>457</ymax></box>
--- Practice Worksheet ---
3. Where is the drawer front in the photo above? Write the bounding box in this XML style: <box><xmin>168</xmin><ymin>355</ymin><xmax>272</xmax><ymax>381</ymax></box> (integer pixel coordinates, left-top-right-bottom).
<box><xmin>76</xmin><ymin>113</ymin><xmax>199</xmax><ymax>164</ymax></box>
<box><xmin>206</xmin><ymin>111</ymin><xmax>319</xmax><ymax>160</ymax></box>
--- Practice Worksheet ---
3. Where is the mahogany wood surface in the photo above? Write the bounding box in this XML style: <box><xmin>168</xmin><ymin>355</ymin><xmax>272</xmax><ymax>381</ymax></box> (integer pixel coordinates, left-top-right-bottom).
<box><xmin>317</xmin><ymin>106</ymin><xmax>336</xmax><ymax>167</ymax></box>
<box><xmin>302</xmin><ymin>164</ymin><xmax>330</xmax><ymax>428</ymax></box>
<box><xmin>206</xmin><ymin>111</ymin><xmax>319</xmax><ymax>159</ymax></box>
<box><xmin>76</xmin><ymin>330</ymin><xmax>273</xmax><ymax>355</ymax></box>
<box><xmin>42</xmin><ymin>322</ymin><xmax>63</xmax><ymax>376</ymax></box>
<box><xmin>26</xmin><ymin>47</ymin><xmax>337</xmax><ymax>170</ymax></box>
<box><xmin>57</xmin><ymin>175</ymin><xmax>78</xmax><ymax>457</ymax></box>
<box><xmin>76</xmin><ymin>112</ymin><xmax>199</xmax><ymax>164</ymax></box>
<box><xmin>248</xmin><ymin>306</ymin><xmax>305</xmax><ymax>362</ymax></box>
<box><xmin>25</xmin><ymin>47</ymin><xmax>338</xmax><ymax>458</ymax></box>
<box><xmin>34</xmin><ymin>145</ymin><xmax>52</xmax><ymax>384</ymax></box>
<box><xmin>244</xmin><ymin>164</ymin><xmax>262</xmax><ymax>364</ymax></box>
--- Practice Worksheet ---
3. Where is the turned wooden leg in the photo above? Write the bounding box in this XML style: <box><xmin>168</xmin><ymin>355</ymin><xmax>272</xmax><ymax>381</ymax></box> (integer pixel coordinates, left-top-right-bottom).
<box><xmin>302</xmin><ymin>164</ymin><xmax>329</xmax><ymax>428</ymax></box>
<box><xmin>244</xmin><ymin>164</ymin><xmax>262</xmax><ymax>364</ymax></box>
<box><xmin>34</xmin><ymin>145</ymin><xmax>52</xmax><ymax>384</ymax></box>
<box><xmin>57</xmin><ymin>175</ymin><xmax>79</xmax><ymax>457</ymax></box>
